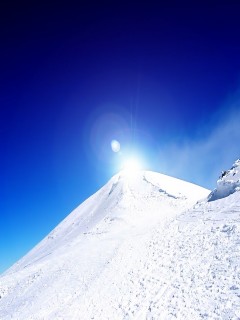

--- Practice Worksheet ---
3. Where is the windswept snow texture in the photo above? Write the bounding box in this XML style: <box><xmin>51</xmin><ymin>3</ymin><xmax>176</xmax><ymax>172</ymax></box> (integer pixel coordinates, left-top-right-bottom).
<box><xmin>0</xmin><ymin>167</ymin><xmax>240</xmax><ymax>319</ymax></box>
<box><xmin>208</xmin><ymin>159</ymin><xmax>240</xmax><ymax>201</ymax></box>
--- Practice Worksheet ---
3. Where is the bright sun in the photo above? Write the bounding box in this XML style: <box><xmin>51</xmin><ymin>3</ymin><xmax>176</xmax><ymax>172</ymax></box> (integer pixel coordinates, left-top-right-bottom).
<box><xmin>122</xmin><ymin>157</ymin><xmax>142</xmax><ymax>177</ymax></box>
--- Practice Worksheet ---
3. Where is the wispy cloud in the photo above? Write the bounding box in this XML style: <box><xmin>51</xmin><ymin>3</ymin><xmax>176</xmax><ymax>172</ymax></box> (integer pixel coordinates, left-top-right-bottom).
<box><xmin>157</xmin><ymin>105</ymin><xmax>240</xmax><ymax>189</ymax></box>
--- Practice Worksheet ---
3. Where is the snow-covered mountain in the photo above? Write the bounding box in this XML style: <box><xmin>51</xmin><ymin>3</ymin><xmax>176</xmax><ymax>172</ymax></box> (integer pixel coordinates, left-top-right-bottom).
<box><xmin>0</xmin><ymin>162</ymin><xmax>240</xmax><ymax>319</ymax></box>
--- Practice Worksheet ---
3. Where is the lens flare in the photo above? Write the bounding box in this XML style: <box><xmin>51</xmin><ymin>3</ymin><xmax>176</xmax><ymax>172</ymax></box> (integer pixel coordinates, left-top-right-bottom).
<box><xmin>111</xmin><ymin>140</ymin><xmax>121</xmax><ymax>153</ymax></box>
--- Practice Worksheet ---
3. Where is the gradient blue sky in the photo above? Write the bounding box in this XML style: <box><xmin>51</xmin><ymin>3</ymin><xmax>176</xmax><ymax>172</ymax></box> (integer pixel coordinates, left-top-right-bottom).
<box><xmin>1</xmin><ymin>2</ymin><xmax>240</xmax><ymax>273</ymax></box>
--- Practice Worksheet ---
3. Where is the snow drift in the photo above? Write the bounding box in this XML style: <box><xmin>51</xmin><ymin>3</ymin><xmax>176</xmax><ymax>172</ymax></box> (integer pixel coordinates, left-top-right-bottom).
<box><xmin>0</xmin><ymin>164</ymin><xmax>240</xmax><ymax>319</ymax></box>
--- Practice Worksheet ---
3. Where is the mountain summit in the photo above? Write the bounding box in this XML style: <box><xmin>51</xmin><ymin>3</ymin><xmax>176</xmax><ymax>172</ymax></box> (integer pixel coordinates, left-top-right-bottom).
<box><xmin>1</xmin><ymin>167</ymin><xmax>240</xmax><ymax>319</ymax></box>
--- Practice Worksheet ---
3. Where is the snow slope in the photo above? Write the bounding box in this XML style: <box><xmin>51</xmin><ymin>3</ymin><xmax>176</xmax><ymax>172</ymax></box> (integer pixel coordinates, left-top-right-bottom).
<box><xmin>0</xmin><ymin>164</ymin><xmax>239</xmax><ymax>319</ymax></box>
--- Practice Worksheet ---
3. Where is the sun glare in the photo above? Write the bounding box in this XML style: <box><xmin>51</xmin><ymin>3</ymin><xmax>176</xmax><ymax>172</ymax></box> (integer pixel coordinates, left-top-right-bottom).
<box><xmin>122</xmin><ymin>157</ymin><xmax>142</xmax><ymax>178</ymax></box>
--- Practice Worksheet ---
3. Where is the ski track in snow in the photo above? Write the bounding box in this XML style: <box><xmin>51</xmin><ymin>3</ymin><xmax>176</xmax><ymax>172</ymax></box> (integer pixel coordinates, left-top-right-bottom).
<box><xmin>0</xmin><ymin>165</ymin><xmax>240</xmax><ymax>319</ymax></box>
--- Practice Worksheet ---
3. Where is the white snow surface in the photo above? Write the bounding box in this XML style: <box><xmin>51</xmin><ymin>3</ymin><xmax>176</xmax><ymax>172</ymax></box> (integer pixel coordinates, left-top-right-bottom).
<box><xmin>0</xmin><ymin>167</ymin><xmax>240</xmax><ymax>319</ymax></box>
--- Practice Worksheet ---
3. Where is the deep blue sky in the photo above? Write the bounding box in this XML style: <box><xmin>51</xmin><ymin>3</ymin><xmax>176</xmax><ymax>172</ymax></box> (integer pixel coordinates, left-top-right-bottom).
<box><xmin>1</xmin><ymin>2</ymin><xmax>240</xmax><ymax>273</ymax></box>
